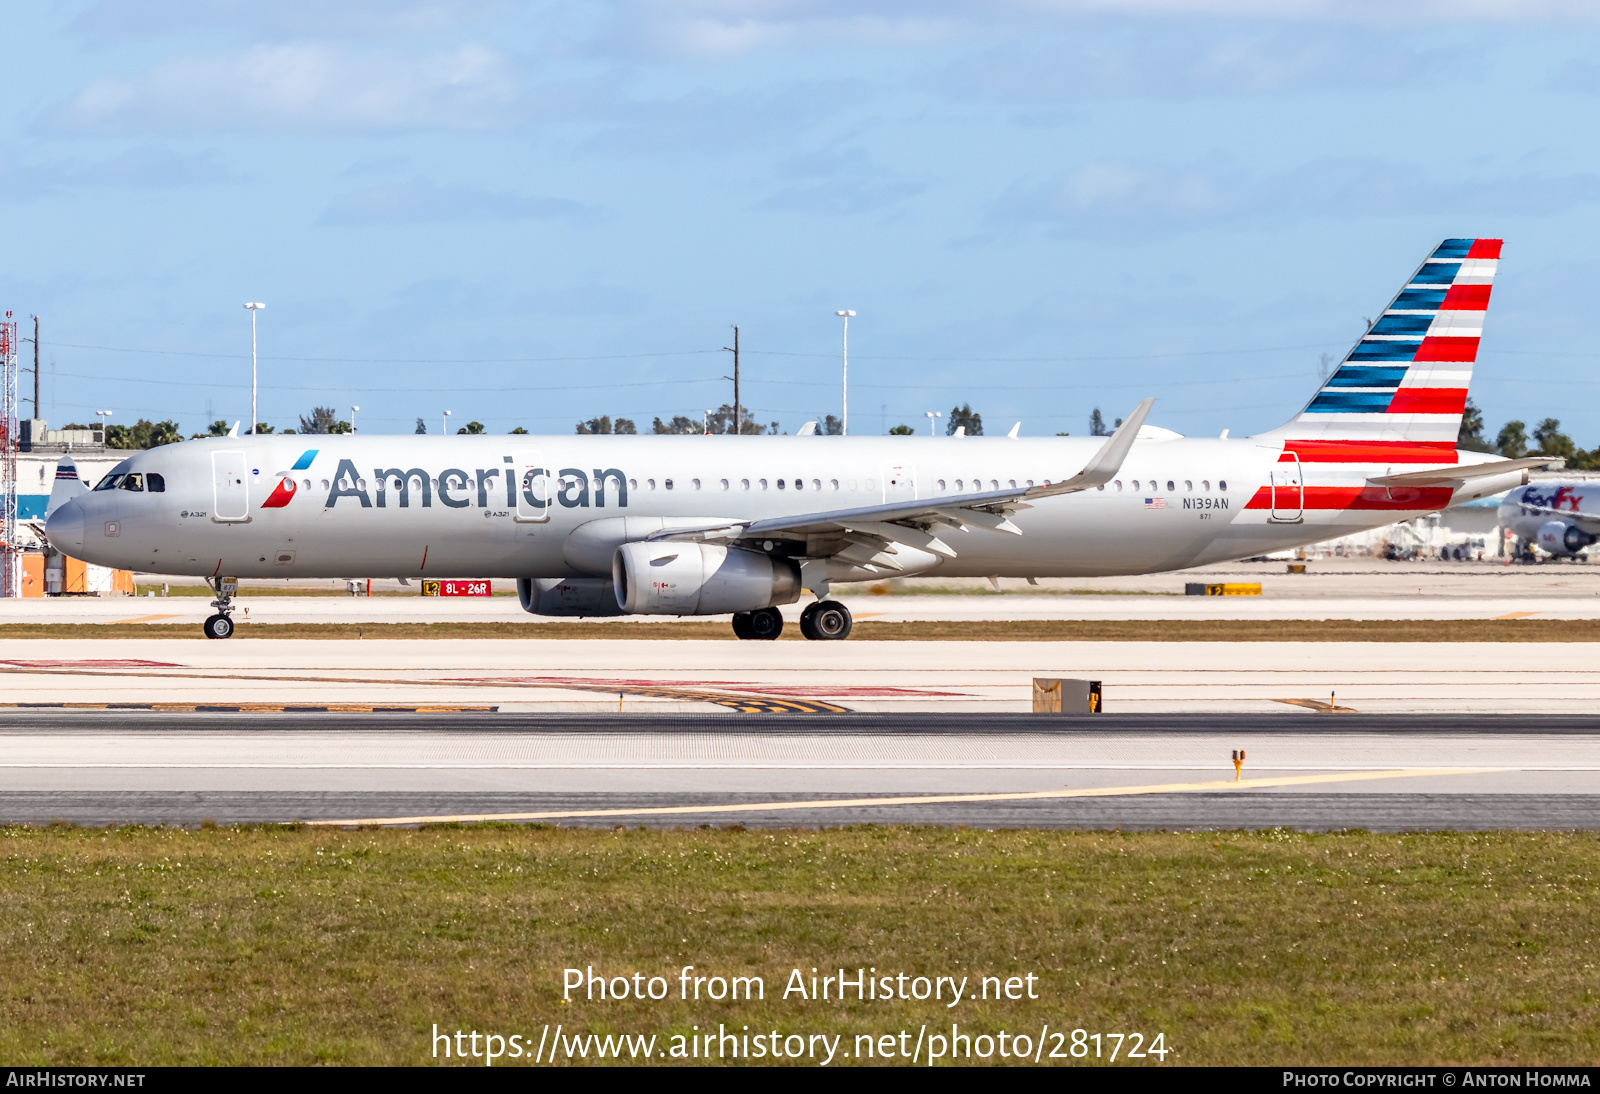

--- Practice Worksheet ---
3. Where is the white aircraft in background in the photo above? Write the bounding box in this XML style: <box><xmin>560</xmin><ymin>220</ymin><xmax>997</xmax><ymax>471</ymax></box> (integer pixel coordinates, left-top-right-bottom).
<box><xmin>48</xmin><ymin>238</ymin><xmax>1560</xmax><ymax>640</ymax></box>
<box><xmin>1499</xmin><ymin>480</ymin><xmax>1599</xmax><ymax>559</ymax></box>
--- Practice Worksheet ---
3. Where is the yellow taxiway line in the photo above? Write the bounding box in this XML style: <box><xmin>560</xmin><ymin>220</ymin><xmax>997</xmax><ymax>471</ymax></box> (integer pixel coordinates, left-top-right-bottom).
<box><xmin>308</xmin><ymin>767</ymin><xmax>1504</xmax><ymax>827</ymax></box>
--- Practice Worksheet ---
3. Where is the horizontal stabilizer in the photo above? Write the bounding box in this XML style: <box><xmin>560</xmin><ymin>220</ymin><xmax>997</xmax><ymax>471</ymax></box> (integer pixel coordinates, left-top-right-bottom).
<box><xmin>1366</xmin><ymin>456</ymin><xmax>1562</xmax><ymax>488</ymax></box>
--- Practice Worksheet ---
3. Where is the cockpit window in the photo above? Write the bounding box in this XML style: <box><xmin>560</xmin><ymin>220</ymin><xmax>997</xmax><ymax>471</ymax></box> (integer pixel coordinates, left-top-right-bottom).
<box><xmin>119</xmin><ymin>474</ymin><xmax>144</xmax><ymax>492</ymax></box>
<box><xmin>94</xmin><ymin>474</ymin><xmax>124</xmax><ymax>491</ymax></box>
<box><xmin>146</xmin><ymin>472</ymin><xmax>165</xmax><ymax>493</ymax></box>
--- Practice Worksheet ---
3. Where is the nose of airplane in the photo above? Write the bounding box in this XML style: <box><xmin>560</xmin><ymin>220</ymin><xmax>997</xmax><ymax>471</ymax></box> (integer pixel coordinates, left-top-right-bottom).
<box><xmin>45</xmin><ymin>498</ymin><xmax>85</xmax><ymax>555</ymax></box>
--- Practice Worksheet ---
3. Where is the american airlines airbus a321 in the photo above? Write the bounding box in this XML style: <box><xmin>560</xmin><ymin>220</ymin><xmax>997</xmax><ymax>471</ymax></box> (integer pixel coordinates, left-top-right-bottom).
<box><xmin>46</xmin><ymin>238</ymin><xmax>1560</xmax><ymax>640</ymax></box>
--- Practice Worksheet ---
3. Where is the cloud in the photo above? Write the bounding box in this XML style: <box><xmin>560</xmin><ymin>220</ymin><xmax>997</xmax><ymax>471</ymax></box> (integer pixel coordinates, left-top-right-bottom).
<box><xmin>582</xmin><ymin>0</ymin><xmax>1600</xmax><ymax>59</ymax></box>
<box><xmin>940</xmin><ymin>27</ymin><xmax>1454</xmax><ymax>100</ymax></box>
<box><xmin>319</xmin><ymin>178</ymin><xmax>590</xmax><ymax>224</ymax></box>
<box><xmin>996</xmin><ymin>158</ymin><xmax>1600</xmax><ymax>239</ymax></box>
<box><xmin>0</xmin><ymin>145</ymin><xmax>237</xmax><ymax>199</ymax></box>
<box><xmin>43</xmin><ymin>42</ymin><xmax>522</xmax><ymax>133</ymax></box>
<box><xmin>71</xmin><ymin>0</ymin><xmax>512</xmax><ymax>40</ymax></box>
<box><xmin>757</xmin><ymin>147</ymin><xmax>925</xmax><ymax>213</ymax></box>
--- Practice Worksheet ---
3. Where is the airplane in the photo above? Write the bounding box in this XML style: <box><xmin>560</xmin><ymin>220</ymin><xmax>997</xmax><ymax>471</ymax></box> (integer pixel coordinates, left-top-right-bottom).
<box><xmin>46</xmin><ymin>237</ymin><xmax>1561</xmax><ymax>640</ymax></box>
<box><xmin>1499</xmin><ymin>480</ymin><xmax>1599</xmax><ymax>559</ymax></box>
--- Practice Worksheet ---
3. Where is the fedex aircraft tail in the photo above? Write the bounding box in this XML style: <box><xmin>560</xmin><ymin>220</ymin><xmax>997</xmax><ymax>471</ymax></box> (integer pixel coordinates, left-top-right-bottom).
<box><xmin>1262</xmin><ymin>238</ymin><xmax>1500</xmax><ymax>444</ymax></box>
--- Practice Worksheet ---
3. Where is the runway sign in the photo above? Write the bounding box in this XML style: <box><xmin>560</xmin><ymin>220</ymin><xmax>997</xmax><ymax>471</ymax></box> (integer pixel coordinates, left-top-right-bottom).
<box><xmin>422</xmin><ymin>580</ymin><xmax>492</xmax><ymax>597</ymax></box>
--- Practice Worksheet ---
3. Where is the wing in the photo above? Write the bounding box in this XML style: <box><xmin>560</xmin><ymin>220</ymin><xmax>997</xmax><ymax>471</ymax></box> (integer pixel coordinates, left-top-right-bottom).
<box><xmin>647</xmin><ymin>399</ymin><xmax>1155</xmax><ymax>572</ymax></box>
<box><xmin>1366</xmin><ymin>456</ymin><xmax>1563</xmax><ymax>488</ymax></box>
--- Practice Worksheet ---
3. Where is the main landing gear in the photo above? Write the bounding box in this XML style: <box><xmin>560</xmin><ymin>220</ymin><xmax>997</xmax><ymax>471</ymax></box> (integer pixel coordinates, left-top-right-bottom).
<box><xmin>731</xmin><ymin>607</ymin><xmax>784</xmax><ymax>640</ymax></box>
<box><xmin>799</xmin><ymin>600</ymin><xmax>853</xmax><ymax>641</ymax></box>
<box><xmin>203</xmin><ymin>576</ymin><xmax>238</xmax><ymax>640</ymax></box>
<box><xmin>731</xmin><ymin>601</ymin><xmax>853</xmax><ymax>641</ymax></box>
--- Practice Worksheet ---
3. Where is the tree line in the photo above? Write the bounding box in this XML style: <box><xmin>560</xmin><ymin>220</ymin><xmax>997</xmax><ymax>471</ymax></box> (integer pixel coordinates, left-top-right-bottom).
<box><xmin>1458</xmin><ymin>399</ymin><xmax>1600</xmax><ymax>470</ymax></box>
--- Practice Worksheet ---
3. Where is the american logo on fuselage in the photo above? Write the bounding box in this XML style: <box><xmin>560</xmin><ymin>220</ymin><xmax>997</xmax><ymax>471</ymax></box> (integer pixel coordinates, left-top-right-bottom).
<box><xmin>254</xmin><ymin>458</ymin><xmax>633</xmax><ymax>511</ymax></box>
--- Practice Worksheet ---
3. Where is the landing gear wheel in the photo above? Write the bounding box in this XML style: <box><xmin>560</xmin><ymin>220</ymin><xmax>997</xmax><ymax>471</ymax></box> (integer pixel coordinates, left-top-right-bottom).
<box><xmin>747</xmin><ymin>606</ymin><xmax>784</xmax><ymax>640</ymax></box>
<box><xmin>800</xmin><ymin>600</ymin><xmax>852</xmax><ymax>640</ymax></box>
<box><xmin>731</xmin><ymin>611</ymin><xmax>755</xmax><ymax>640</ymax></box>
<box><xmin>202</xmin><ymin>613</ymin><xmax>235</xmax><ymax>640</ymax></box>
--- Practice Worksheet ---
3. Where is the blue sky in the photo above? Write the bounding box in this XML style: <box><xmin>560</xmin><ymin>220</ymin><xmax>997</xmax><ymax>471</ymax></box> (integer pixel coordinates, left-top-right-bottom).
<box><xmin>5</xmin><ymin>0</ymin><xmax>1600</xmax><ymax>441</ymax></box>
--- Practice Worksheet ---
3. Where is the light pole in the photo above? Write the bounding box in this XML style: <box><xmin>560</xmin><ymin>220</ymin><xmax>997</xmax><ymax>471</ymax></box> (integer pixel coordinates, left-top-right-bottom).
<box><xmin>442</xmin><ymin>409</ymin><xmax>451</xmax><ymax>435</ymax></box>
<box><xmin>243</xmin><ymin>303</ymin><xmax>265</xmax><ymax>434</ymax></box>
<box><xmin>95</xmin><ymin>410</ymin><xmax>112</xmax><ymax>442</ymax></box>
<box><xmin>350</xmin><ymin>405</ymin><xmax>359</xmax><ymax>434</ymax></box>
<box><xmin>924</xmin><ymin>410</ymin><xmax>941</xmax><ymax>436</ymax></box>
<box><xmin>834</xmin><ymin>310</ymin><xmax>855</xmax><ymax>436</ymax></box>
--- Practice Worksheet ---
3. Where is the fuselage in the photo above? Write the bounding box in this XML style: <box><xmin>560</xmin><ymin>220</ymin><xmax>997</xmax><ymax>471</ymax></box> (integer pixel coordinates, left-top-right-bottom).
<box><xmin>1498</xmin><ymin>480</ymin><xmax>1600</xmax><ymax>556</ymax></box>
<box><xmin>47</xmin><ymin>432</ymin><xmax>1518</xmax><ymax>581</ymax></box>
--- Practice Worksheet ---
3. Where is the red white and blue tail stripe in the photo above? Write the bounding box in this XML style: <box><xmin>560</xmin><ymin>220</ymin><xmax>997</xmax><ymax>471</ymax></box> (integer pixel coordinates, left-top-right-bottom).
<box><xmin>1265</xmin><ymin>238</ymin><xmax>1499</xmax><ymax>443</ymax></box>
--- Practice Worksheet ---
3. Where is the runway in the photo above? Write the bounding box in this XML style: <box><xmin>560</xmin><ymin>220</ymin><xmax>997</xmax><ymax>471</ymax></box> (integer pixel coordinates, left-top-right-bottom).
<box><xmin>4</xmin><ymin>637</ymin><xmax>1600</xmax><ymax>713</ymax></box>
<box><xmin>2</xmin><ymin>711</ymin><xmax>1595</xmax><ymax>830</ymax></box>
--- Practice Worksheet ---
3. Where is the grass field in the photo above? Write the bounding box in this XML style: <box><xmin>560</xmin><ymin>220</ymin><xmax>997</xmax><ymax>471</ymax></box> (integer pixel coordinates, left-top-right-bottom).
<box><xmin>3</xmin><ymin>618</ymin><xmax>1600</xmax><ymax>641</ymax></box>
<box><xmin>0</xmin><ymin>826</ymin><xmax>1594</xmax><ymax>1066</ymax></box>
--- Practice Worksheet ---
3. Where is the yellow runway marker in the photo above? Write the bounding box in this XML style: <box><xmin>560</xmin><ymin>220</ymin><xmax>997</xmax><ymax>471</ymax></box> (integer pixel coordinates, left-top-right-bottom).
<box><xmin>106</xmin><ymin>614</ymin><xmax>185</xmax><ymax>625</ymax></box>
<box><xmin>309</xmin><ymin>767</ymin><xmax>1505</xmax><ymax>827</ymax></box>
<box><xmin>1496</xmin><ymin>611</ymin><xmax>1540</xmax><ymax>620</ymax></box>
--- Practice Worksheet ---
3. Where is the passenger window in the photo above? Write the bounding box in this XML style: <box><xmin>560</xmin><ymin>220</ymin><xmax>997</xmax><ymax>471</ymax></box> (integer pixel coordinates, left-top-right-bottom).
<box><xmin>811</xmin><ymin>479</ymin><xmax>820</xmax><ymax>491</ymax></box>
<box><xmin>1130</xmin><ymin>480</ymin><xmax>1139</xmax><ymax>491</ymax></box>
<box><xmin>1184</xmin><ymin>480</ymin><xmax>1192</xmax><ymax>491</ymax></box>
<box><xmin>1202</xmin><ymin>480</ymin><xmax>1210</xmax><ymax>491</ymax></box>
<box><xmin>759</xmin><ymin>479</ymin><xmax>768</xmax><ymax>490</ymax></box>
<box><xmin>1167</xmin><ymin>480</ymin><xmax>1175</xmax><ymax>492</ymax></box>
<box><xmin>95</xmin><ymin>474</ymin><xmax>124</xmax><ymax>491</ymax></box>
<box><xmin>830</xmin><ymin>479</ymin><xmax>839</xmax><ymax>490</ymax></box>
<box><xmin>865</xmin><ymin>479</ymin><xmax>876</xmax><ymax>490</ymax></box>
<box><xmin>937</xmin><ymin>479</ymin><xmax>946</xmax><ymax>491</ymax></box>
<box><xmin>1113</xmin><ymin>480</ymin><xmax>1122</xmax><ymax>491</ymax></box>
<box><xmin>647</xmin><ymin>479</ymin><xmax>656</xmax><ymax>490</ymax></box>
<box><xmin>147</xmin><ymin>473</ymin><xmax>165</xmax><ymax>493</ymax></box>
<box><xmin>691</xmin><ymin>478</ymin><xmax>701</xmax><ymax>490</ymax></box>
<box><xmin>741</xmin><ymin>479</ymin><xmax>750</xmax><ymax>490</ymax></box>
<box><xmin>720</xmin><ymin>479</ymin><xmax>729</xmax><ymax>490</ymax></box>
<box><xmin>664</xmin><ymin>479</ymin><xmax>674</xmax><ymax>490</ymax></box>
<box><xmin>1219</xmin><ymin>480</ymin><xmax>1228</xmax><ymax>491</ymax></box>
<box><xmin>777</xmin><ymin>479</ymin><xmax>786</xmax><ymax>490</ymax></box>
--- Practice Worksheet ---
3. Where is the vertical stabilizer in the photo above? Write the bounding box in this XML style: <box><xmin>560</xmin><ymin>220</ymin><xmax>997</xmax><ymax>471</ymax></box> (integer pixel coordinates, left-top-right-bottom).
<box><xmin>45</xmin><ymin>454</ymin><xmax>86</xmax><ymax>517</ymax></box>
<box><xmin>1262</xmin><ymin>238</ymin><xmax>1500</xmax><ymax>443</ymax></box>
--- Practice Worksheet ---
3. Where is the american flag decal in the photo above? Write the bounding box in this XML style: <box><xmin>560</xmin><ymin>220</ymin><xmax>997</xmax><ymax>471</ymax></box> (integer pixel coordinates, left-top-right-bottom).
<box><xmin>1144</xmin><ymin>497</ymin><xmax>1166</xmax><ymax>510</ymax></box>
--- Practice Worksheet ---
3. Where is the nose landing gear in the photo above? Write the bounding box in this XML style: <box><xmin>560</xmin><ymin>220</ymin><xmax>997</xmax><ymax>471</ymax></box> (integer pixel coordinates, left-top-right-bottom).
<box><xmin>203</xmin><ymin>576</ymin><xmax>238</xmax><ymax>640</ymax></box>
<box><xmin>799</xmin><ymin>600</ymin><xmax>852</xmax><ymax>641</ymax></box>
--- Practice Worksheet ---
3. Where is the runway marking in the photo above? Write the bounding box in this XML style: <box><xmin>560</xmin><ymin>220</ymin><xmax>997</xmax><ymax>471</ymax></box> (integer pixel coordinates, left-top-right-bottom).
<box><xmin>1496</xmin><ymin>611</ymin><xmax>1540</xmax><ymax>619</ymax></box>
<box><xmin>0</xmin><ymin>703</ymin><xmax>499</xmax><ymax>713</ymax></box>
<box><xmin>307</xmin><ymin>767</ymin><xmax>1504</xmax><ymax>826</ymax></box>
<box><xmin>104</xmin><ymin>615</ymin><xmax>186</xmax><ymax>625</ymax></box>
<box><xmin>0</xmin><ymin>665</ymin><xmax>849</xmax><ymax>714</ymax></box>
<box><xmin>1273</xmin><ymin>698</ymin><xmax>1361</xmax><ymax>713</ymax></box>
<box><xmin>0</xmin><ymin>659</ymin><xmax>185</xmax><ymax>669</ymax></box>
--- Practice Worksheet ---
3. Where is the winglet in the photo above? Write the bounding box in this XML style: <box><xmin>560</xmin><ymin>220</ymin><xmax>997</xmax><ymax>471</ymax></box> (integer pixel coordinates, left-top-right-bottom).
<box><xmin>227</xmin><ymin>421</ymin><xmax>240</xmax><ymax>438</ymax></box>
<box><xmin>1007</xmin><ymin>422</ymin><xmax>1020</xmax><ymax>439</ymax></box>
<box><xmin>1027</xmin><ymin>398</ymin><xmax>1154</xmax><ymax>499</ymax></box>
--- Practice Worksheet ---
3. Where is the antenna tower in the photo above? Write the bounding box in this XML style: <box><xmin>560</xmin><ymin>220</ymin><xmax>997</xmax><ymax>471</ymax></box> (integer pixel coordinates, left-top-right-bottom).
<box><xmin>0</xmin><ymin>315</ymin><xmax>16</xmax><ymax>597</ymax></box>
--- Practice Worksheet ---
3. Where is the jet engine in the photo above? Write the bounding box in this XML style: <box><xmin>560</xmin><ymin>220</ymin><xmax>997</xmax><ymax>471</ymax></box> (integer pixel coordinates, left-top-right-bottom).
<box><xmin>613</xmin><ymin>541</ymin><xmax>800</xmax><ymax>615</ymax></box>
<box><xmin>1536</xmin><ymin>520</ymin><xmax>1596</xmax><ymax>557</ymax></box>
<box><xmin>516</xmin><ymin>577</ymin><xmax>627</xmax><ymax>616</ymax></box>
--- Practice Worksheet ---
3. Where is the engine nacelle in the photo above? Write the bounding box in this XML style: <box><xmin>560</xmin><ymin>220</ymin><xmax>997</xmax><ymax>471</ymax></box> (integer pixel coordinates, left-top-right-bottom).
<box><xmin>516</xmin><ymin>577</ymin><xmax>627</xmax><ymax>617</ymax></box>
<box><xmin>1536</xmin><ymin>519</ymin><xmax>1595</xmax><ymax>557</ymax></box>
<box><xmin>613</xmin><ymin>542</ymin><xmax>800</xmax><ymax>615</ymax></box>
